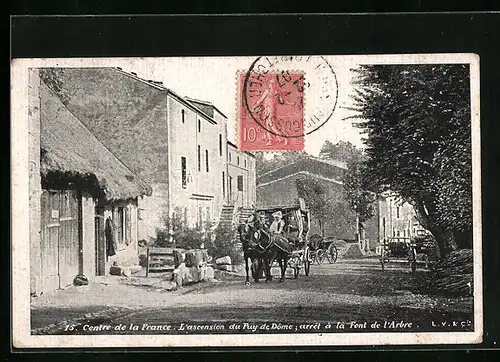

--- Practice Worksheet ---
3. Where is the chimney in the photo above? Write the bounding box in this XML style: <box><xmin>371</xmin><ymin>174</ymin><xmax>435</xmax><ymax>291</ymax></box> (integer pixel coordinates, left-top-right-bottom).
<box><xmin>131</xmin><ymin>72</ymin><xmax>137</xmax><ymax>76</ymax></box>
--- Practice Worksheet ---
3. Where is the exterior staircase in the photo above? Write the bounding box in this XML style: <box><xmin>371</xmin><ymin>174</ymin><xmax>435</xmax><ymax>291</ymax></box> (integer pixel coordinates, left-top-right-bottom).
<box><xmin>217</xmin><ymin>205</ymin><xmax>256</xmax><ymax>254</ymax></box>
<box><xmin>218</xmin><ymin>204</ymin><xmax>236</xmax><ymax>229</ymax></box>
<box><xmin>237</xmin><ymin>207</ymin><xmax>255</xmax><ymax>224</ymax></box>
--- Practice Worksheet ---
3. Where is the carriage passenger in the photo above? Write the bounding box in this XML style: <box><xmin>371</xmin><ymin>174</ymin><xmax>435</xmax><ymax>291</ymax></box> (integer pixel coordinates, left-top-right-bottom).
<box><xmin>269</xmin><ymin>211</ymin><xmax>285</xmax><ymax>235</ymax></box>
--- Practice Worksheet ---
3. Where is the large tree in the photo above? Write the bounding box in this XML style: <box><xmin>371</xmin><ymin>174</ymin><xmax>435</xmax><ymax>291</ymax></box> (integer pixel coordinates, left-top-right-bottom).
<box><xmin>319</xmin><ymin>140</ymin><xmax>376</xmax><ymax>241</ymax></box>
<box><xmin>348</xmin><ymin>64</ymin><xmax>472</xmax><ymax>256</ymax></box>
<box><xmin>295</xmin><ymin>176</ymin><xmax>331</xmax><ymax>237</ymax></box>
<box><xmin>342</xmin><ymin>155</ymin><xmax>376</xmax><ymax>242</ymax></box>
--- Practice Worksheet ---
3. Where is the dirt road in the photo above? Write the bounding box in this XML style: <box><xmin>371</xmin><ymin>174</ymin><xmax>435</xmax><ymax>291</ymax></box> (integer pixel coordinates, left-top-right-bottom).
<box><xmin>31</xmin><ymin>257</ymin><xmax>474</xmax><ymax>334</ymax></box>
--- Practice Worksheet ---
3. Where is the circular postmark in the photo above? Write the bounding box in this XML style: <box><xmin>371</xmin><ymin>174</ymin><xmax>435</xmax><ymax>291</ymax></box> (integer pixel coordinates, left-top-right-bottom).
<box><xmin>243</xmin><ymin>56</ymin><xmax>338</xmax><ymax>138</ymax></box>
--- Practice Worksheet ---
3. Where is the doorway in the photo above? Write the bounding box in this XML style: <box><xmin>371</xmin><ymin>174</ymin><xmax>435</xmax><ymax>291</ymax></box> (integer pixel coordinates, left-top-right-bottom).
<box><xmin>40</xmin><ymin>190</ymin><xmax>80</xmax><ymax>290</ymax></box>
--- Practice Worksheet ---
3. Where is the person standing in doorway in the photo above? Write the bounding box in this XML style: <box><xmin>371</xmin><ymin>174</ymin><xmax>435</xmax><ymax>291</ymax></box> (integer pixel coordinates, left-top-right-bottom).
<box><xmin>105</xmin><ymin>216</ymin><xmax>116</xmax><ymax>259</ymax></box>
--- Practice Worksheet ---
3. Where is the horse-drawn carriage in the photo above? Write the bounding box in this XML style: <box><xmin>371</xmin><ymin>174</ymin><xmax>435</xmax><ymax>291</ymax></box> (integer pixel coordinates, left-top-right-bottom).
<box><xmin>379</xmin><ymin>231</ymin><xmax>436</xmax><ymax>273</ymax></box>
<box><xmin>254</xmin><ymin>198</ymin><xmax>312</xmax><ymax>279</ymax></box>
<box><xmin>309</xmin><ymin>234</ymin><xmax>339</xmax><ymax>265</ymax></box>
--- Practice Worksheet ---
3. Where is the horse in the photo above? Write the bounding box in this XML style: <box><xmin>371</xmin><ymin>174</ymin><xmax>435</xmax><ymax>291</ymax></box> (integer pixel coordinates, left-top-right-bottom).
<box><xmin>237</xmin><ymin>223</ymin><xmax>264</xmax><ymax>285</ymax></box>
<box><xmin>246</xmin><ymin>221</ymin><xmax>294</xmax><ymax>283</ymax></box>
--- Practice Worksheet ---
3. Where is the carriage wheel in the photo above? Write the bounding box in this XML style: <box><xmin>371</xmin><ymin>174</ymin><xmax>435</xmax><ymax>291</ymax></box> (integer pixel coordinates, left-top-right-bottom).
<box><xmin>409</xmin><ymin>247</ymin><xmax>417</xmax><ymax>274</ymax></box>
<box><xmin>304</xmin><ymin>247</ymin><xmax>311</xmax><ymax>276</ymax></box>
<box><xmin>327</xmin><ymin>243</ymin><xmax>338</xmax><ymax>264</ymax></box>
<box><xmin>315</xmin><ymin>249</ymin><xmax>325</xmax><ymax>264</ymax></box>
<box><xmin>310</xmin><ymin>250</ymin><xmax>317</xmax><ymax>264</ymax></box>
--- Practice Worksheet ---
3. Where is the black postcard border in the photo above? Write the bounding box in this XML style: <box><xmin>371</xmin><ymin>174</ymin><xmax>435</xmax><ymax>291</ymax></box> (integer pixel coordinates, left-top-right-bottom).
<box><xmin>9</xmin><ymin>13</ymin><xmax>500</xmax><ymax>352</ymax></box>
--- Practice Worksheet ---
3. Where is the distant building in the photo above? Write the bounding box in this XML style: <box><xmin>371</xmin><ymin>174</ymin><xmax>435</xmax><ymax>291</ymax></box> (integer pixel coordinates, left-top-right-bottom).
<box><xmin>256</xmin><ymin>156</ymin><xmax>379</xmax><ymax>242</ymax></box>
<box><xmin>30</xmin><ymin>70</ymin><xmax>151</xmax><ymax>295</ymax></box>
<box><xmin>226</xmin><ymin>141</ymin><xmax>256</xmax><ymax>209</ymax></box>
<box><xmin>40</xmin><ymin>68</ymin><xmax>256</xmax><ymax>241</ymax></box>
<box><xmin>378</xmin><ymin>191</ymin><xmax>427</xmax><ymax>241</ymax></box>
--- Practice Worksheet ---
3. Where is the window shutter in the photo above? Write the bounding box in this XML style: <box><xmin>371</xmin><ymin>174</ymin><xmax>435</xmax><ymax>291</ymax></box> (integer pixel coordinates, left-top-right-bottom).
<box><xmin>237</xmin><ymin>175</ymin><xmax>243</xmax><ymax>191</ymax></box>
<box><xmin>125</xmin><ymin>206</ymin><xmax>132</xmax><ymax>245</ymax></box>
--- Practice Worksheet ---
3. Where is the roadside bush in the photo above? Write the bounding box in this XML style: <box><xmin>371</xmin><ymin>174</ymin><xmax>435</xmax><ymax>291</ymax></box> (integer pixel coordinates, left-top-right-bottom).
<box><xmin>206</xmin><ymin>223</ymin><xmax>243</xmax><ymax>265</ymax></box>
<box><xmin>138</xmin><ymin>252</ymin><xmax>148</xmax><ymax>268</ymax></box>
<box><xmin>154</xmin><ymin>210</ymin><xmax>208</xmax><ymax>250</ymax></box>
<box><xmin>432</xmin><ymin>249</ymin><xmax>473</xmax><ymax>297</ymax></box>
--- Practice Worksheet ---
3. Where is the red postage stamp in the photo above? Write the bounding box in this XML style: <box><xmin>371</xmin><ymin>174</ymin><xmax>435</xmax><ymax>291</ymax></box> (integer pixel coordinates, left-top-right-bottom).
<box><xmin>239</xmin><ymin>71</ymin><xmax>305</xmax><ymax>151</ymax></box>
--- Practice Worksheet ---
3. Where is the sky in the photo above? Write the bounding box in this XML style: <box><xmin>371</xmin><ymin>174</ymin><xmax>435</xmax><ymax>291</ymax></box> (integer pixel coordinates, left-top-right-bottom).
<box><xmin>116</xmin><ymin>56</ymin><xmax>365</xmax><ymax>156</ymax></box>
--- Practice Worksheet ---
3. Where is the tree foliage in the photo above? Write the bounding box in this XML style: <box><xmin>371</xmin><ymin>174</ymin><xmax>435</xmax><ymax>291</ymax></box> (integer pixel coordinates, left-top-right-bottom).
<box><xmin>348</xmin><ymin>64</ymin><xmax>472</xmax><ymax>255</ymax></box>
<box><xmin>295</xmin><ymin>176</ymin><xmax>331</xmax><ymax>236</ymax></box>
<box><xmin>155</xmin><ymin>208</ymin><xmax>207</xmax><ymax>250</ymax></box>
<box><xmin>319</xmin><ymin>140</ymin><xmax>359</xmax><ymax>163</ymax></box>
<box><xmin>206</xmin><ymin>223</ymin><xmax>243</xmax><ymax>264</ymax></box>
<box><xmin>342</xmin><ymin>157</ymin><xmax>376</xmax><ymax>224</ymax></box>
<box><xmin>319</xmin><ymin>139</ymin><xmax>376</xmax><ymax>238</ymax></box>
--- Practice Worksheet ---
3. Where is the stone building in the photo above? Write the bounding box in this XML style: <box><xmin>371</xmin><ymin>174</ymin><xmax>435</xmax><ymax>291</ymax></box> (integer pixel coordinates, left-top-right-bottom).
<box><xmin>39</xmin><ymin>67</ymin><xmax>256</xmax><ymax>241</ymax></box>
<box><xmin>256</xmin><ymin>156</ymin><xmax>379</xmax><ymax>242</ymax></box>
<box><xmin>378</xmin><ymin>191</ymin><xmax>427</xmax><ymax>241</ymax></box>
<box><xmin>226</xmin><ymin>141</ymin><xmax>256</xmax><ymax>209</ymax></box>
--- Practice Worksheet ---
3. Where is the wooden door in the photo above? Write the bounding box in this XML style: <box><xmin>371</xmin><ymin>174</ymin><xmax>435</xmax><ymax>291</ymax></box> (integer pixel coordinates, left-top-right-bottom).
<box><xmin>40</xmin><ymin>190</ymin><xmax>80</xmax><ymax>290</ymax></box>
<box><xmin>40</xmin><ymin>191</ymin><xmax>61</xmax><ymax>292</ymax></box>
<box><xmin>58</xmin><ymin>190</ymin><xmax>80</xmax><ymax>287</ymax></box>
<box><xmin>94</xmin><ymin>208</ymin><xmax>105</xmax><ymax>276</ymax></box>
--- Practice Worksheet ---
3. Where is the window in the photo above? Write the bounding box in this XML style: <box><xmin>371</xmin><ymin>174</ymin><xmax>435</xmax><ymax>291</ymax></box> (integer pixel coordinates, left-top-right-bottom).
<box><xmin>181</xmin><ymin>157</ymin><xmax>187</xmax><ymax>188</ymax></box>
<box><xmin>205</xmin><ymin>149</ymin><xmax>209</xmax><ymax>172</ymax></box>
<box><xmin>228</xmin><ymin>152</ymin><xmax>232</xmax><ymax>162</ymax></box>
<box><xmin>197</xmin><ymin>145</ymin><xmax>201</xmax><ymax>171</ymax></box>
<box><xmin>222</xmin><ymin>172</ymin><xmax>226</xmax><ymax>199</ymax></box>
<box><xmin>115</xmin><ymin>206</ymin><xmax>131</xmax><ymax>248</ymax></box>
<box><xmin>237</xmin><ymin>175</ymin><xmax>244</xmax><ymax>191</ymax></box>
<box><xmin>181</xmin><ymin>109</ymin><xmax>185</xmax><ymax>124</ymax></box>
<box><xmin>219</xmin><ymin>134</ymin><xmax>223</xmax><ymax>156</ymax></box>
<box><xmin>244</xmin><ymin>159</ymin><xmax>247</xmax><ymax>168</ymax></box>
<box><xmin>237</xmin><ymin>156</ymin><xmax>240</xmax><ymax>165</ymax></box>
<box><xmin>396</xmin><ymin>206</ymin><xmax>400</xmax><ymax>218</ymax></box>
<box><xmin>117</xmin><ymin>207</ymin><xmax>124</xmax><ymax>245</ymax></box>
<box><xmin>198</xmin><ymin>119</ymin><xmax>201</xmax><ymax>133</ymax></box>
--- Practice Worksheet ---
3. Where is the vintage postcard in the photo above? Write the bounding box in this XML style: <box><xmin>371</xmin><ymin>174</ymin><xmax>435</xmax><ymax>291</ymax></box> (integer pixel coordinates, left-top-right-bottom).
<box><xmin>11</xmin><ymin>54</ymin><xmax>482</xmax><ymax>348</ymax></box>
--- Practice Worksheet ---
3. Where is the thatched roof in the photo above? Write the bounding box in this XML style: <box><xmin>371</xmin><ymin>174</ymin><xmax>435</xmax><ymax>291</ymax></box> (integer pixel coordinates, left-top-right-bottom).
<box><xmin>40</xmin><ymin>82</ymin><xmax>152</xmax><ymax>201</ymax></box>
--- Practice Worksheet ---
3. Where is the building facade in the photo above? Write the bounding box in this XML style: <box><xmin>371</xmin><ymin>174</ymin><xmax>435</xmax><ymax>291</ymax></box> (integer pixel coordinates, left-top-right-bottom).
<box><xmin>378</xmin><ymin>191</ymin><xmax>427</xmax><ymax>241</ymax></box>
<box><xmin>40</xmin><ymin>68</ymin><xmax>256</xmax><ymax>241</ymax></box>
<box><xmin>226</xmin><ymin>141</ymin><xmax>256</xmax><ymax>209</ymax></box>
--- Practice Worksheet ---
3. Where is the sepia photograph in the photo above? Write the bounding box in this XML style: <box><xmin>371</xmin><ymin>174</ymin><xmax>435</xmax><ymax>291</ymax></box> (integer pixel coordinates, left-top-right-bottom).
<box><xmin>11</xmin><ymin>54</ymin><xmax>481</xmax><ymax>347</ymax></box>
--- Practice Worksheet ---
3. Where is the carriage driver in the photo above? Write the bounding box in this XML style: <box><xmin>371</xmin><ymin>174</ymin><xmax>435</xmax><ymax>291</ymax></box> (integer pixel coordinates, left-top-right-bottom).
<box><xmin>269</xmin><ymin>211</ymin><xmax>285</xmax><ymax>235</ymax></box>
